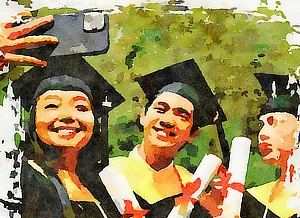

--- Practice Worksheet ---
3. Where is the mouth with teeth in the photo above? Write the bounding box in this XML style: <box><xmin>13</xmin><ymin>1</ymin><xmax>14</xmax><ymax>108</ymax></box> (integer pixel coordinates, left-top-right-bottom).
<box><xmin>48</xmin><ymin>124</ymin><xmax>86</xmax><ymax>140</ymax></box>
<box><xmin>152</xmin><ymin>126</ymin><xmax>177</xmax><ymax>141</ymax></box>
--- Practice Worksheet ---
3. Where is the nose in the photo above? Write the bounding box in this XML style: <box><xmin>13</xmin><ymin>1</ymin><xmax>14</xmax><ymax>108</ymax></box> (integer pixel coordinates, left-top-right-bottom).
<box><xmin>60</xmin><ymin>117</ymin><xmax>75</xmax><ymax>124</ymax></box>
<box><xmin>160</xmin><ymin>121</ymin><xmax>174</xmax><ymax>129</ymax></box>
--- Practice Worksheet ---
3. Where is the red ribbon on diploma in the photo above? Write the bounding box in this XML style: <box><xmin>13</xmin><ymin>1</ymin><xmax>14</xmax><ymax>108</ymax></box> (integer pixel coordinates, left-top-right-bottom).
<box><xmin>122</xmin><ymin>200</ymin><xmax>149</xmax><ymax>218</ymax></box>
<box><xmin>175</xmin><ymin>178</ymin><xmax>201</xmax><ymax>213</ymax></box>
<box><xmin>216</xmin><ymin>165</ymin><xmax>244</xmax><ymax>198</ymax></box>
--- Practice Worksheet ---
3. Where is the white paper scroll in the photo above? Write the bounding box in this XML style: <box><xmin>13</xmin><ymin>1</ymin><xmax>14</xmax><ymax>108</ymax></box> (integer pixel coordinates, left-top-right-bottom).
<box><xmin>167</xmin><ymin>154</ymin><xmax>222</xmax><ymax>218</ymax></box>
<box><xmin>218</xmin><ymin>137</ymin><xmax>251</xmax><ymax>218</ymax></box>
<box><xmin>99</xmin><ymin>166</ymin><xmax>144</xmax><ymax>217</ymax></box>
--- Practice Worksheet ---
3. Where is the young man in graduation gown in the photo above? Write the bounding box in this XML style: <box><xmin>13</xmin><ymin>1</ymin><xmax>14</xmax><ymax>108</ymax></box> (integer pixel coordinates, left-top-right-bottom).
<box><xmin>101</xmin><ymin>59</ymin><xmax>230</xmax><ymax>218</ymax></box>
<box><xmin>240</xmin><ymin>73</ymin><xmax>300</xmax><ymax>218</ymax></box>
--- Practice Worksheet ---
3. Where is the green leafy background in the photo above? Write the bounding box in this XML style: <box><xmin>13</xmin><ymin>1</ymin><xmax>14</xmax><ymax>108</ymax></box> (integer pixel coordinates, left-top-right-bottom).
<box><xmin>2</xmin><ymin>0</ymin><xmax>300</xmax><ymax>188</ymax></box>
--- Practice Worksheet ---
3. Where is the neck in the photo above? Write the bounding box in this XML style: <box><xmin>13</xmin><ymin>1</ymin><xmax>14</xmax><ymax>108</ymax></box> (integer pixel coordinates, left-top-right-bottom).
<box><xmin>139</xmin><ymin>141</ymin><xmax>180</xmax><ymax>171</ymax></box>
<box><xmin>51</xmin><ymin>147</ymin><xmax>79</xmax><ymax>173</ymax></box>
<box><xmin>269</xmin><ymin>149</ymin><xmax>293</xmax><ymax>182</ymax></box>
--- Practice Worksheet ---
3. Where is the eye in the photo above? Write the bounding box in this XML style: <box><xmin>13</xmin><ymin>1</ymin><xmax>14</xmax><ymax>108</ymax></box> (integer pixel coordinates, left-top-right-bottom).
<box><xmin>179</xmin><ymin>113</ymin><xmax>190</xmax><ymax>121</ymax></box>
<box><xmin>44</xmin><ymin>104</ymin><xmax>59</xmax><ymax>109</ymax></box>
<box><xmin>174</xmin><ymin>108</ymin><xmax>191</xmax><ymax>121</ymax></box>
<box><xmin>154</xmin><ymin>107</ymin><xmax>165</xmax><ymax>114</ymax></box>
<box><xmin>76</xmin><ymin>105</ymin><xmax>89</xmax><ymax>112</ymax></box>
<box><xmin>180</xmin><ymin>112</ymin><xmax>189</xmax><ymax>120</ymax></box>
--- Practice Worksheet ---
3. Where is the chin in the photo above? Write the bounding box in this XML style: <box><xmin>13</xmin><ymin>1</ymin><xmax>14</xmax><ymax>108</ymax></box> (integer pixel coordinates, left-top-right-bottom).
<box><xmin>263</xmin><ymin>155</ymin><xmax>279</xmax><ymax>165</ymax></box>
<box><xmin>50</xmin><ymin>138</ymin><xmax>85</xmax><ymax>148</ymax></box>
<box><xmin>149</xmin><ymin>137</ymin><xmax>175</xmax><ymax>148</ymax></box>
<box><xmin>51</xmin><ymin>142</ymin><xmax>78</xmax><ymax>147</ymax></box>
<box><xmin>155</xmin><ymin>143</ymin><xmax>176</xmax><ymax>148</ymax></box>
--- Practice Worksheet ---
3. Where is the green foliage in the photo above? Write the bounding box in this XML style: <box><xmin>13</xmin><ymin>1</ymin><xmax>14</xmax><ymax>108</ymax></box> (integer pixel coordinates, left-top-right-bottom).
<box><xmin>101</xmin><ymin>4</ymin><xmax>299</xmax><ymax>186</ymax></box>
<box><xmin>14</xmin><ymin>133</ymin><xmax>21</xmax><ymax>148</ymax></box>
<box><xmin>11</xmin><ymin>3</ymin><xmax>299</xmax><ymax>187</ymax></box>
<box><xmin>125</xmin><ymin>29</ymin><xmax>163</xmax><ymax>69</ymax></box>
<box><xmin>108</xmin><ymin>116</ymin><xmax>143</xmax><ymax>157</ymax></box>
<box><xmin>15</xmin><ymin>0</ymin><xmax>32</xmax><ymax>8</ymax></box>
<box><xmin>245</xmin><ymin>152</ymin><xmax>278</xmax><ymax>188</ymax></box>
<box><xmin>10</xmin><ymin>170</ymin><xmax>18</xmax><ymax>179</ymax></box>
<box><xmin>37</xmin><ymin>7</ymin><xmax>78</xmax><ymax>16</ymax></box>
<box><xmin>0</xmin><ymin>65</ymin><xmax>27</xmax><ymax>106</ymax></box>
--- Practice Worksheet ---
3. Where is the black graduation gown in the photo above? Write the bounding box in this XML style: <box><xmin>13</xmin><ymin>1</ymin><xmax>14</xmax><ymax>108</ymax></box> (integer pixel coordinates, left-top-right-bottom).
<box><xmin>134</xmin><ymin>192</ymin><xmax>212</xmax><ymax>218</ymax></box>
<box><xmin>20</xmin><ymin>160</ymin><xmax>121</xmax><ymax>218</ymax></box>
<box><xmin>240</xmin><ymin>191</ymin><xmax>298</xmax><ymax>218</ymax></box>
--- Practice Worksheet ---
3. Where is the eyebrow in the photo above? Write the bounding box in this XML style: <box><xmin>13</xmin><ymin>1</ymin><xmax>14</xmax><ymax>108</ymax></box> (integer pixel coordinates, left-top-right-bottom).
<box><xmin>44</xmin><ymin>95</ymin><xmax>62</xmax><ymax>101</ymax></box>
<box><xmin>73</xmin><ymin>96</ymin><xmax>88</xmax><ymax>102</ymax></box>
<box><xmin>157</xmin><ymin>102</ymin><xmax>170</xmax><ymax>109</ymax></box>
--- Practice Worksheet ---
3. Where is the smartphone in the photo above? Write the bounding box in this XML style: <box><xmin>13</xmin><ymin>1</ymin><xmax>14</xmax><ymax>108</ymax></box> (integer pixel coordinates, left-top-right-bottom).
<box><xmin>18</xmin><ymin>11</ymin><xmax>109</xmax><ymax>57</ymax></box>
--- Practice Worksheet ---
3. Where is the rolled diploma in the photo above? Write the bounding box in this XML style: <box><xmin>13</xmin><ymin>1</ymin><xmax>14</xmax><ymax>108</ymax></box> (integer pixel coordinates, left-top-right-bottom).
<box><xmin>99</xmin><ymin>167</ymin><xmax>142</xmax><ymax>216</ymax></box>
<box><xmin>219</xmin><ymin>137</ymin><xmax>251</xmax><ymax>218</ymax></box>
<box><xmin>167</xmin><ymin>154</ymin><xmax>222</xmax><ymax>218</ymax></box>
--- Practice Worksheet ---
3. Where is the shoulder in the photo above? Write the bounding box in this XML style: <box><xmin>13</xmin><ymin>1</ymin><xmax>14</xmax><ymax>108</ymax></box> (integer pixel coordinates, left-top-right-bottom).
<box><xmin>174</xmin><ymin>165</ymin><xmax>193</xmax><ymax>185</ymax></box>
<box><xmin>241</xmin><ymin>189</ymin><xmax>269</xmax><ymax>218</ymax></box>
<box><xmin>21</xmin><ymin>160</ymin><xmax>64</xmax><ymax>217</ymax></box>
<box><xmin>100</xmin><ymin>156</ymin><xmax>130</xmax><ymax>184</ymax></box>
<box><xmin>243</xmin><ymin>181</ymin><xmax>297</xmax><ymax>218</ymax></box>
<box><xmin>106</xmin><ymin>156</ymin><xmax>129</xmax><ymax>172</ymax></box>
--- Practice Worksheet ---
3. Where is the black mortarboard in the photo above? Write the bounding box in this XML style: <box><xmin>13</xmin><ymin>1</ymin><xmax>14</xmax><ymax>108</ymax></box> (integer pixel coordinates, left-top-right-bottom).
<box><xmin>135</xmin><ymin>59</ymin><xmax>227</xmax><ymax>128</ymax></box>
<box><xmin>12</xmin><ymin>55</ymin><xmax>125</xmax><ymax>118</ymax></box>
<box><xmin>255</xmin><ymin>73</ymin><xmax>300</xmax><ymax>117</ymax></box>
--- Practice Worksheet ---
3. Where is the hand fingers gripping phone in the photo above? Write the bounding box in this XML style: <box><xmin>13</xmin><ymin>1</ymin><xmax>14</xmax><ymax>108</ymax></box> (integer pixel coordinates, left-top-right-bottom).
<box><xmin>19</xmin><ymin>10</ymin><xmax>110</xmax><ymax>58</ymax></box>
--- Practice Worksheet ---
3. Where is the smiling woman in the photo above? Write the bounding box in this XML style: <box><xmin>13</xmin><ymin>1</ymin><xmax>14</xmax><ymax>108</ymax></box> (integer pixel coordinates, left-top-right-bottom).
<box><xmin>11</xmin><ymin>55</ymin><xmax>125</xmax><ymax>218</ymax></box>
<box><xmin>35</xmin><ymin>90</ymin><xmax>94</xmax><ymax>148</ymax></box>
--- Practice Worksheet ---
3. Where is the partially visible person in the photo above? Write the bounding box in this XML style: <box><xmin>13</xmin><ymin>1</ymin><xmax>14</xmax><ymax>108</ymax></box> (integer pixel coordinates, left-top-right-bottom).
<box><xmin>101</xmin><ymin>59</ymin><xmax>229</xmax><ymax>218</ymax></box>
<box><xmin>241</xmin><ymin>73</ymin><xmax>300</xmax><ymax>218</ymax></box>
<box><xmin>0</xmin><ymin>11</ymin><xmax>58</xmax><ymax>72</ymax></box>
<box><xmin>10</xmin><ymin>55</ymin><xmax>124</xmax><ymax>218</ymax></box>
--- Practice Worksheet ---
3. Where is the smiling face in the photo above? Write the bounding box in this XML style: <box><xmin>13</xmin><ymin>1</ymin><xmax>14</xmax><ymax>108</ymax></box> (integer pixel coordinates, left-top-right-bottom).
<box><xmin>140</xmin><ymin>92</ymin><xmax>194</xmax><ymax>149</ymax></box>
<box><xmin>35</xmin><ymin>90</ymin><xmax>94</xmax><ymax>149</ymax></box>
<box><xmin>258</xmin><ymin>112</ymin><xmax>299</xmax><ymax>162</ymax></box>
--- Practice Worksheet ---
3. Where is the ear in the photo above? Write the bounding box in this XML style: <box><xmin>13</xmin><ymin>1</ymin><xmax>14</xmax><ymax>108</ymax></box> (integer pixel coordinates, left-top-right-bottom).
<box><xmin>139</xmin><ymin>107</ymin><xmax>146</xmax><ymax>127</ymax></box>
<box><xmin>188</xmin><ymin>128</ymin><xmax>200</xmax><ymax>143</ymax></box>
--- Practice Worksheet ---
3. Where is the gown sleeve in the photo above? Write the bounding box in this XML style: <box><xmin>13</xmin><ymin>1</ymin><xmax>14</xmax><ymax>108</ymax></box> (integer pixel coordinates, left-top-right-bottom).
<box><xmin>240</xmin><ymin>191</ymin><xmax>279</xmax><ymax>218</ymax></box>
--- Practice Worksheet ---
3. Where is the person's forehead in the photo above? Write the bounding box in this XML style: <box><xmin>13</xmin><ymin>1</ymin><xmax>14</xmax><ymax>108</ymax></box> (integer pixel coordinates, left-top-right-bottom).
<box><xmin>260</xmin><ymin>112</ymin><xmax>297</xmax><ymax>122</ymax></box>
<box><xmin>38</xmin><ymin>90</ymin><xmax>90</xmax><ymax>101</ymax></box>
<box><xmin>152</xmin><ymin>92</ymin><xmax>194</xmax><ymax>111</ymax></box>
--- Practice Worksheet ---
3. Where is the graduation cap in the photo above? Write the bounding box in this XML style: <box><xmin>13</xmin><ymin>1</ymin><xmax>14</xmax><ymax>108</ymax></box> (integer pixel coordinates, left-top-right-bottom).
<box><xmin>135</xmin><ymin>59</ymin><xmax>227</xmax><ymax>128</ymax></box>
<box><xmin>12</xmin><ymin>55</ymin><xmax>125</xmax><ymax>118</ymax></box>
<box><xmin>135</xmin><ymin>59</ymin><xmax>230</xmax><ymax>167</ymax></box>
<box><xmin>255</xmin><ymin>73</ymin><xmax>300</xmax><ymax>117</ymax></box>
